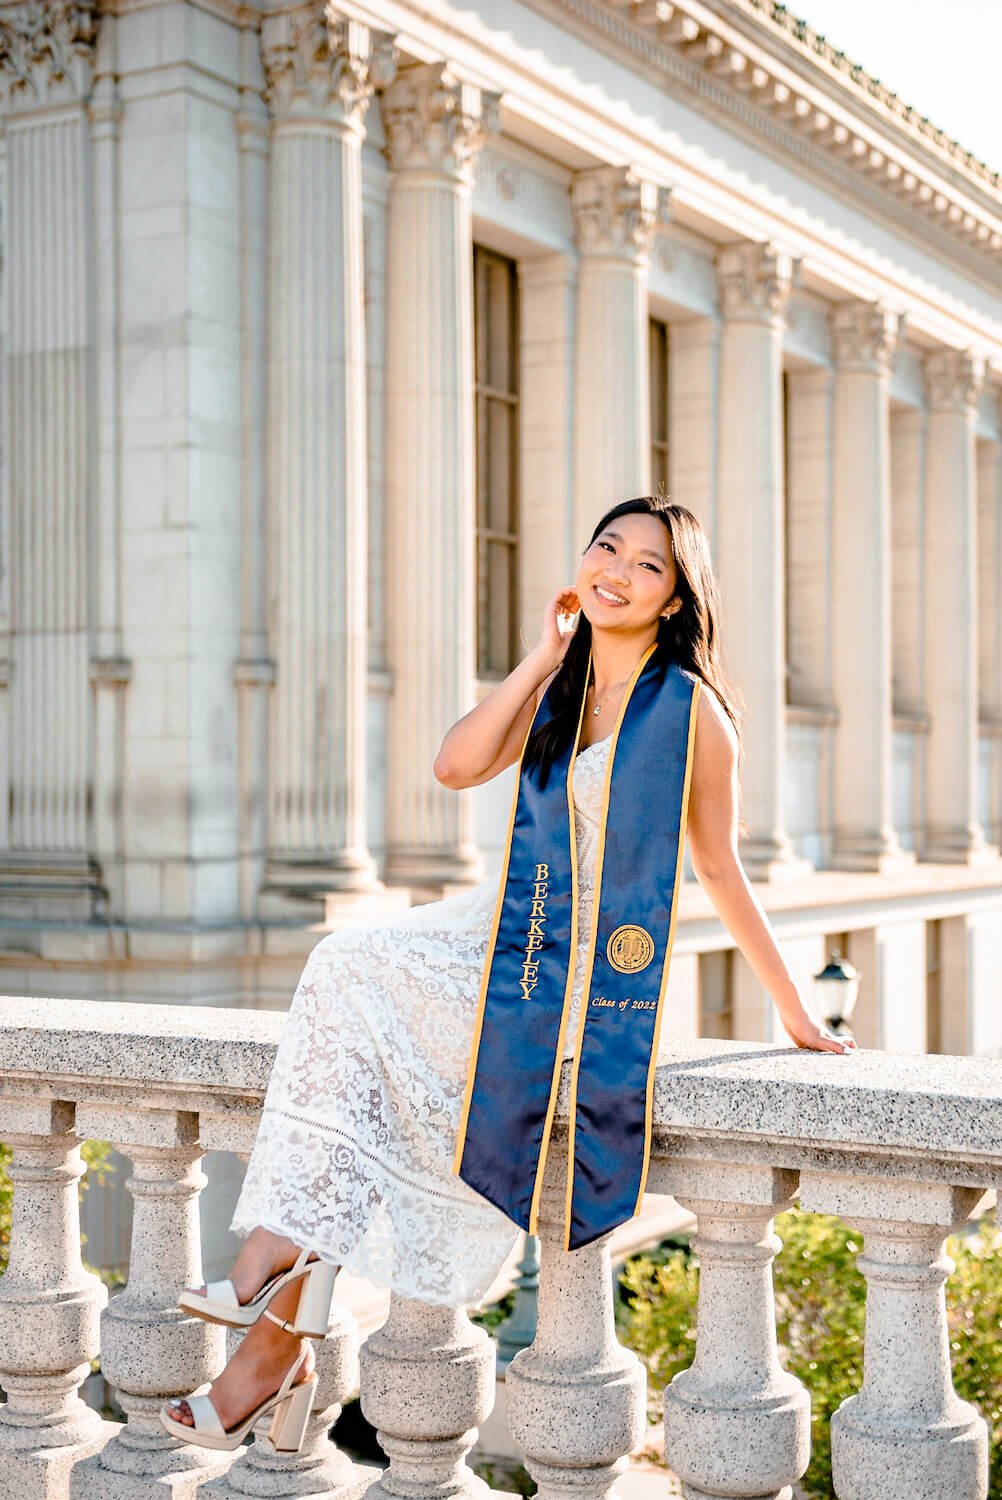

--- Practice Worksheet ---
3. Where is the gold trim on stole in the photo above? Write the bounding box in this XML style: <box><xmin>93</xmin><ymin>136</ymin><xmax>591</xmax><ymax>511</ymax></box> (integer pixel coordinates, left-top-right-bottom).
<box><xmin>451</xmin><ymin>699</ymin><xmax>545</xmax><ymax>1175</ymax></box>
<box><xmin>632</xmin><ymin>676</ymin><xmax>701</xmax><ymax>1216</ymax></box>
<box><xmin>525</xmin><ymin>668</ymin><xmax>592</xmax><ymax>1234</ymax></box>
<box><xmin>560</xmin><ymin>642</ymin><xmax>659</xmax><ymax>1251</ymax></box>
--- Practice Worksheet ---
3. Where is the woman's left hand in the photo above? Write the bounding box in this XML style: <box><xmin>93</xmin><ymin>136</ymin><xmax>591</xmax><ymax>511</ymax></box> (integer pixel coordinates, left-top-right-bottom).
<box><xmin>782</xmin><ymin>1012</ymin><xmax>857</xmax><ymax>1054</ymax></box>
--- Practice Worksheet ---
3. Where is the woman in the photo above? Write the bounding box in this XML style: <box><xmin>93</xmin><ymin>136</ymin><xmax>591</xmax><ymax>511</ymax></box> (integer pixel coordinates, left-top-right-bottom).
<box><xmin>161</xmin><ymin>497</ymin><xmax>855</xmax><ymax>1453</ymax></box>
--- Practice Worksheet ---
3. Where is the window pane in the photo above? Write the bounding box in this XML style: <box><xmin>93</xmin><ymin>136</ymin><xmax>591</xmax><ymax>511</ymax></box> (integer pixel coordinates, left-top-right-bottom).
<box><xmin>474</xmin><ymin>246</ymin><xmax>519</xmax><ymax>677</ymax></box>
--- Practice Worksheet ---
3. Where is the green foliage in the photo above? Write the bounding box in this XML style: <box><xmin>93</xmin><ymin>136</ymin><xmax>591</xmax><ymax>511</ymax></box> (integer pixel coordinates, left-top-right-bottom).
<box><xmin>470</xmin><ymin>1288</ymin><xmax>515</xmax><ymax>1335</ymax></box>
<box><xmin>0</xmin><ymin>1138</ymin><xmax>116</xmax><ymax>1279</ymax></box>
<box><xmin>617</xmin><ymin>1209</ymin><xmax>1002</xmax><ymax>1500</ymax></box>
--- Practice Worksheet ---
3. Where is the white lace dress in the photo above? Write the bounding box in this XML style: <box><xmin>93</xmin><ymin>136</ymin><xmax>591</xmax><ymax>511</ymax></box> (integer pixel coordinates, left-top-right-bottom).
<box><xmin>231</xmin><ymin>738</ymin><xmax>616</xmax><ymax>1307</ymax></box>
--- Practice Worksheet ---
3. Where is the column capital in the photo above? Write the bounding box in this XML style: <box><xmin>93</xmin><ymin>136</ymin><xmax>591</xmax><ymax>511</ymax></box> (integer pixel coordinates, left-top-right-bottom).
<box><xmin>381</xmin><ymin>61</ymin><xmax>500</xmax><ymax>184</ymax></box>
<box><xmin>716</xmin><ymin>241</ymin><xmax>795</xmax><ymax>326</ymax></box>
<box><xmin>571</xmin><ymin>164</ymin><xmax>662</xmax><ymax>264</ymax></box>
<box><xmin>261</xmin><ymin>2</ymin><xmax>396</xmax><ymax>130</ymax></box>
<box><xmin>0</xmin><ymin>0</ymin><xmax>98</xmax><ymax>111</ymax></box>
<box><xmin>830</xmin><ymin>299</ymin><xmax>900</xmax><ymax>375</ymax></box>
<box><xmin>924</xmin><ymin>347</ymin><xmax>985</xmax><ymax>414</ymax></box>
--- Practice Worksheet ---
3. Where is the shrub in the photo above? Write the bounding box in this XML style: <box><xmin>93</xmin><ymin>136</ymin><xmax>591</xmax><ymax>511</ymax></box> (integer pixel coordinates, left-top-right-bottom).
<box><xmin>618</xmin><ymin>1208</ymin><xmax>1002</xmax><ymax>1500</ymax></box>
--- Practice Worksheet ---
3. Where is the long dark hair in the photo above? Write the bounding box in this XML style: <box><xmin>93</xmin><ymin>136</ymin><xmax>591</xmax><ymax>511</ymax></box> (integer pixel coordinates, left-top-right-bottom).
<box><xmin>523</xmin><ymin>497</ymin><xmax>743</xmax><ymax>786</ymax></box>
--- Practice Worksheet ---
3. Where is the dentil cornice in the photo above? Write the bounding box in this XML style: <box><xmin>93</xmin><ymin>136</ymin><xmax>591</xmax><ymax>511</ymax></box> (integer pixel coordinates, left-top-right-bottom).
<box><xmin>0</xmin><ymin>0</ymin><xmax>98</xmax><ymax>110</ymax></box>
<box><xmin>716</xmin><ymin>241</ymin><xmax>794</xmax><ymax>324</ymax></box>
<box><xmin>261</xmin><ymin>1</ymin><xmax>395</xmax><ymax>128</ymax></box>
<box><xmin>381</xmin><ymin>62</ymin><xmax>500</xmax><ymax>184</ymax></box>
<box><xmin>571</xmin><ymin>165</ymin><xmax>662</xmax><ymax>264</ymax></box>
<box><xmin>924</xmin><ymin>349</ymin><xmax>985</xmax><ymax>415</ymax></box>
<box><xmin>830</xmin><ymin>301</ymin><xmax>900</xmax><ymax>376</ymax></box>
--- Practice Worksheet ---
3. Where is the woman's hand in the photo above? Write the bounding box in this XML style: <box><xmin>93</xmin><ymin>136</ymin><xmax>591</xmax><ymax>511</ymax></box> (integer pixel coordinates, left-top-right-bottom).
<box><xmin>782</xmin><ymin>1010</ymin><xmax>857</xmax><ymax>1055</ymax></box>
<box><xmin>536</xmin><ymin>587</ymin><xmax>581</xmax><ymax>670</ymax></box>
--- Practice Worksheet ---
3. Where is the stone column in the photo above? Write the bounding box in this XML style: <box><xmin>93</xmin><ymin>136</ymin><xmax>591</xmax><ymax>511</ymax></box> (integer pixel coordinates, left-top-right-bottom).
<box><xmin>977</xmin><ymin>434</ymin><xmax>1002</xmax><ymax>845</ymax></box>
<box><xmin>381</xmin><ymin>62</ymin><xmax>498</xmax><ymax>889</ymax></box>
<box><xmin>0</xmin><ymin>1</ymin><xmax>101</xmax><ymax>922</ymax></box>
<box><xmin>799</xmin><ymin>1174</ymin><xmax>990</xmax><ymax>1500</ymax></box>
<box><xmin>0</xmin><ymin>1099</ymin><xmax>113</xmax><ymax>1494</ymax></box>
<box><xmin>890</xmin><ymin>405</ymin><xmax>928</xmax><ymax>715</ymax></box>
<box><xmin>668</xmin><ymin>317</ymin><xmax>720</xmax><ymax>545</ymax></box>
<box><xmin>72</xmin><ymin>1107</ymin><xmax>232</xmax><ymax>1494</ymax></box>
<box><xmin>923</xmin><ymin>350</ymin><xmax>997</xmax><ymax>864</ymax></box>
<box><xmin>505</xmin><ymin>1153</ymin><xmax>646</xmax><ymax>1500</ymax></box>
<box><xmin>661</xmin><ymin>1163</ymin><xmax>810</xmax><ymax>1500</ymax></box>
<box><xmin>360</xmin><ymin>1297</ymin><xmax>496</xmax><ymax>1500</ymax></box>
<box><xmin>784</xmin><ymin>368</ymin><xmax>833</xmax><ymax>709</ymax></box>
<box><xmin>829</xmin><ymin>302</ymin><xmax>912</xmax><ymax>872</ymax></box>
<box><xmin>715</xmin><ymin>243</ymin><xmax>808</xmax><ymax>881</ymax></box>
<box><xmin>571</xmin><ymin>165</ymin><xmax>659</xmax><ymax>547</ymax></box>
<box><xmin>519</xmin><ymin>254</ymin><xmax>577</xmax><ymax>624</ymax></box>
<box><xmin>259</xmin><ymin>4</ymin><xmax>393</xmax><ymax>917</ymax></box>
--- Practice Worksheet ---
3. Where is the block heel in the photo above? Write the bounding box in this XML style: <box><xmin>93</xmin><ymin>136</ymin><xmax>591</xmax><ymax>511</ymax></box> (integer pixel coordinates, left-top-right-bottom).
<box><xmin>268</xmin><ymin>1372</ymin><xmax>316</xmax><ymax>1452</ymax></box>
<box><xmin>290</xmin><ymin>1260</ymin><xmax>338</xmax><ymax>1339</ymax></box>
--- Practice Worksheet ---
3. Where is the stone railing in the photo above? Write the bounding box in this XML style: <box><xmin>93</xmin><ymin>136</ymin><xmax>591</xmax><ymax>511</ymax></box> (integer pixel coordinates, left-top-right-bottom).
<box><xmin>0</xmin><ymin>997</ymin><xmax>999</xmax><ymax>1500</ymax></box>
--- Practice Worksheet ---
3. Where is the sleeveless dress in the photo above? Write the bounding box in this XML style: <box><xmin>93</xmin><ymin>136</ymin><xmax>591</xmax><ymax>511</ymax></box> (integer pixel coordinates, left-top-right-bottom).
<box><xmin>232</xmin><ymin>738</ymin><xmax>620</xmax><ymax>1307</ymax></box>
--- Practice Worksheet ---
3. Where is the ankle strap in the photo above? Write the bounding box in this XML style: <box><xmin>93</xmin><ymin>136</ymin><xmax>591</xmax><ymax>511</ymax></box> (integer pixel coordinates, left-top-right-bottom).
<box><xmin>264</xmin><ymin>1307</ymin><xmax>298</xmax><ymax>1335</ymax></box>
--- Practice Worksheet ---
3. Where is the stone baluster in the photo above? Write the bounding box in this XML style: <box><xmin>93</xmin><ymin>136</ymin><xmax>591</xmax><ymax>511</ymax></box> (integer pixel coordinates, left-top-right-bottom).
<box><xmin>0</xmin><ymin>1098</ymin><xmax>113</xmax><ymax>1493</ymax></box>
<box><xmin>660</xmin><ymin>1163</ymin><xmax>810</xmax><ymax>1500</ymax></box>
<box><xmin>799</xmin><ymin>1174</ymin><xmax>990</xmax><ymax>1500</ymax></box>
<box><xmin>71</xmin><ymin>1106</ymin><xmax>232</xmax><ymax>1494</ymax></box>
<box><xmin>360</xmin><ymin>1297</ymin><xmax>495</xmax><ymax>1500</ymax></box>
<box><xmin>505</xmin><ymin>1158</ymin><xmax>646</xmax><ymax>1500</ymax></box>
<box><xmin>205</xmin><ymin>1306</ymin><xmax>364</xmax><ymax>1497</ymax></box>
<box><xmin>381</xmin><ymin>60</ymin><xmax>499</xmax><ymax>892</ymax></box>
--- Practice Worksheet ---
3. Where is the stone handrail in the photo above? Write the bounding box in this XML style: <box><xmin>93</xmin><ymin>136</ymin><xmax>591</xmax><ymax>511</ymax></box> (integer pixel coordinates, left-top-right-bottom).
<box><xmin>0</xmin><ymin>996</ymin><xmax>999</xmax><ymax>1500</ymax></box>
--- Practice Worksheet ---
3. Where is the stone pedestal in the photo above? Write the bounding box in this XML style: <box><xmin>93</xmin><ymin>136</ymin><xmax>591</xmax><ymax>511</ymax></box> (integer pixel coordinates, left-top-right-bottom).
<box><xmin>661</xmin><ymin>1163</ymin><xmax>809</xmax><ymax>1500</ymax></box>
<box><xmin>923</xmin><ymin>349</ymin><xmax>997</xmax><ymax>866</ymax></box>
<box><xmin>259</xmin><ymin>3</ymin><xmax>393</xmax><ymax>919</ymax></box>
<box><xmin>715</xmin><ymin>243</ymin><xmax>810</xmax><ymax>883</ymax></box>
<box><xmin>829</xmin><ymin>302</ymin><xmax>913</xmax><ymax>873</ymax></box>
<box><xmin>570</xmin><ymin>166</ymin><xmax>659</xmax><ymax>546</ymax></box>
<box><xmin>381</xmin><ymin>62</ymin><xmax>498</xmax><ymax>889</ymax></box>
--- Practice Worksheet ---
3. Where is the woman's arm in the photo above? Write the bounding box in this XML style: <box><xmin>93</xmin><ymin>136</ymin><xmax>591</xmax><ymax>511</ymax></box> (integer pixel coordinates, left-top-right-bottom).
<box><xmin>686</xmin><ymin>689</ymin><xmax>855</xmax><ymax>1054</ymax></box>
<box><xmin>433</xmin><ymin>589</ymin><xmax>579</xmax><ymax>790</ymax></box>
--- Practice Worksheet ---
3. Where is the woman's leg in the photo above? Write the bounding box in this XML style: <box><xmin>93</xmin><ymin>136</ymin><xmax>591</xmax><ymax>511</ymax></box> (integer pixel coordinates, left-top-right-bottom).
<box><xmin>165</xmin><ymin>1268</ymin><xmax>318</xmax><ymax>1431</ymax></box>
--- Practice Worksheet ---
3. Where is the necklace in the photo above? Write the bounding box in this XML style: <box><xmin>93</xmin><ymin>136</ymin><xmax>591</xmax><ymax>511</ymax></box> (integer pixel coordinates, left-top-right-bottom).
<box><xmin>590</xmin><ymin>675</ymin><xmax>630</xmax><ymax>716</ymax></box>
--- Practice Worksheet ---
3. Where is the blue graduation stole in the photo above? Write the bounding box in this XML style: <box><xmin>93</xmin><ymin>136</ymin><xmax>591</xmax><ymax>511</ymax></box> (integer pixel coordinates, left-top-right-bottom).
<box><xmin>453</xmin><ymin>643</ymin><xmax>700</xmax><ymax>1251</ymax></box>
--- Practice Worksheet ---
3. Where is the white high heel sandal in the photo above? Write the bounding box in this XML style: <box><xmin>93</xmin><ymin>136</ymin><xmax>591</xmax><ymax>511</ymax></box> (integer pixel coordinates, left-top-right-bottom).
<box><xmin>177</xmin><ymin>1247</ymin><xmax>337</xmax><ymax>1339</ymax></box>
<box><xmin>158</xmin><ymin>1320</ymin><xmax>316</xmax><ymax>1454</ymax></box>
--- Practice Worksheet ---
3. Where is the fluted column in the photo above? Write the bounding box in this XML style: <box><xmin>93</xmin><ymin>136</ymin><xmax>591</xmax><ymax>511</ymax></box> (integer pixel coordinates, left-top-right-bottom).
<box><xmin>506</xmin><ymin>1154</ymin><xmax>646</xmax><ymax>1500</ymax></box>
<box><xmin>829</xmin><ymin>302</ymin><xmax>912</xmax><ymax>872</ymax></box>
<box><xmin>260</xmin><ymin>5</ymin><xmax>393</xmax><ymax>916</ymax></box>
<box><xmin>784</xmin><ymin>367</ymin><xmax>833</xmax><ymax>709</ymax></box>
<box><xmin>72</xmin><ymin>1108</ymin><xmax>231</xmax><ymax>1494</ymax></box>
<box><xmin>0</xmin><ymin>2</ymin><xmax>99</xmax><ymax>918</ymax></box>
<box><xmin>800</xmin><ymin>1174</ymin><xmax>990</xmax><ymax>1499</ymax></box>
<box><xmin>571</xmin><ymin>165</ymin><xmax>659</xmax><ymax>544</ymax></box>
<box><xmin>715</xmin><ymin>243</ymin><xmax>808</xmax><ymax>881</ymax></box>
<box><xmin>382</xmin><ymin>62</ymin><xmax>498</xmax><ymax>888</ymax></box>
<box><xmin>360</xmin><ymin>1297</ymin><xmax>495</xmax><ymax>1500</ymax></box>
<box><xmin>977</xmin><ymin>434</ymin><xmax>1002</xmax><ymax>846</ymax></box>
<box><xmin>0</xmin><ymin>1099</ymin><xmax>112</xmax><ymax>1492</ymax></box>
<box><xmin>661</xmin><ymin>1164</ymin><xmax>809</xmax><ymax>1500</ymax></box>
<box><xmin>923</xmin><ymin>350</ymin><xmax>997</xmax><ymax>864</ymax></box>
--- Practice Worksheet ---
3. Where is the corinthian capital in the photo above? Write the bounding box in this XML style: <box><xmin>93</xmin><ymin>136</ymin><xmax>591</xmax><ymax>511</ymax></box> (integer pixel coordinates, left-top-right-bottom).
<box><xmin>571</xmin><ymin>166</ymin><xmax>661</xmax><ymax>265</ymax></box>
<box><xmin>262</xmin><ymin>2</ymin><xmax>395</xmax><ymax>129</ymax></box>
<box><xmin>924</xmin><ymin>348</ymin><xmax>984</xmax><ymax>414</ymax></box>
<box><xmin>0</xmin><ymin>0</ymin><xmax>98</xmax><ymax>110</ymax></box>
<box><xmin>381</xmin><ymin>62</ymin><xmax>500</xmax><ymax>184</ymax></box>
<box><xmin>716</xmin><ymin>242</ymin><xmax>795</xmax><ymax>326</ymax></box>
<box><xmin>830</xmin><ymin>301</ymin><xmax>900</xmax><ymax>375</ymax></box>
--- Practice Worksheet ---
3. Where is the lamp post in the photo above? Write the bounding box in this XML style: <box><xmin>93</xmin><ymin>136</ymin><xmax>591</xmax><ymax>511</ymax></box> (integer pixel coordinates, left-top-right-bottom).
<box><xmin>813</xmin><ymin>950</ymin><xmax>861</xmax><ymax>1038</ymax></box>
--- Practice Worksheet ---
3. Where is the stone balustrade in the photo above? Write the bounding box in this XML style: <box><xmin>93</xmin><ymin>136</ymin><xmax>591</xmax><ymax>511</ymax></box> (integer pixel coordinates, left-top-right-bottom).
<box><xmin>0</xmin><ymin>997</ymin><xmax>999</xmax><ymax>1500</ymax></box>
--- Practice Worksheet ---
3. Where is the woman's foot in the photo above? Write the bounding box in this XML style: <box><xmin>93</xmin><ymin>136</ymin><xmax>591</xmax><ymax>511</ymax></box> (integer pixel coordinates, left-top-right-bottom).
<box><xmin>165</xmin><ymin>1280</ymin><xmax>315</xmax><ymax>1434</ymax></box>
<box><xmin>185</xmin><ymin>1227</ymin><xmax>309</xmax><ymax>1309</ymax></box>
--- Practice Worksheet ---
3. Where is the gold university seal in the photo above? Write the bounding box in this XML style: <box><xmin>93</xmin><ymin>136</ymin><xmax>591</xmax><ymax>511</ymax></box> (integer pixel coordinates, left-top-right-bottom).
<box><xmin>606</xmin><ymin>924</ymin><xmax>655</xmax><ymax>974</ymax></box>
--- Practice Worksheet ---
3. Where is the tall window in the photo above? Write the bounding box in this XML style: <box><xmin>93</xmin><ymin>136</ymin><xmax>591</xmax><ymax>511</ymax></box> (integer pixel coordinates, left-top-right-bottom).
<box><xmin>473</xmin><ymin>246</ymin><xmax>519</xmax><ymax>678</ymax></box>
<box><xmin>649</xmin><ymin>317</ymin><xmax>669</xmax><ymax>496</ymax></box>
<box><xmin>699</xmin><ymin>950</ymin><xmax>733</xmax><ymax>1039</ymax></box>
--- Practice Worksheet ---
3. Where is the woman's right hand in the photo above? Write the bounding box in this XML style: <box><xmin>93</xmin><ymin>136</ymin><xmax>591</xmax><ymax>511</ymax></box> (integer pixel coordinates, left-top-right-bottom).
<box><xmin>536</xmin><ymin>587</ymin><xmax>581</xmax><ymax>670</ymax></box>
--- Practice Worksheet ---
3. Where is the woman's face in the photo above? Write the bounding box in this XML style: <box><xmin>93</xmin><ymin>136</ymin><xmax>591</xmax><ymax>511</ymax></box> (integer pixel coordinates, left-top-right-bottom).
<box><xmin>575</xmin><ymin>512</ymin><xmax>678</xmax><ymax>632</ymax></box>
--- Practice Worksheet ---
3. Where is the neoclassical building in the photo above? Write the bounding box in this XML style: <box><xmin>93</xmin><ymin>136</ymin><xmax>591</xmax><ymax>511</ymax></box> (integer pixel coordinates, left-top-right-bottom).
<box><xmin>2</xmin><ymin>0</ymin><xmax>1002</xmax><ymax>1061</ymax></box>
